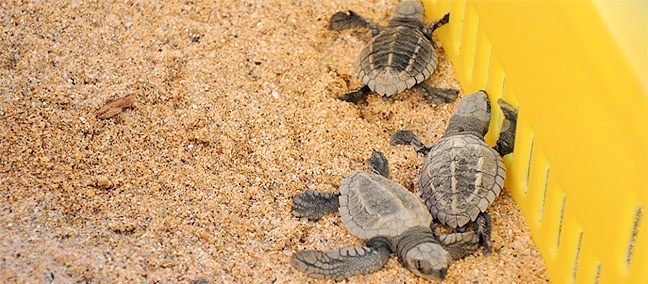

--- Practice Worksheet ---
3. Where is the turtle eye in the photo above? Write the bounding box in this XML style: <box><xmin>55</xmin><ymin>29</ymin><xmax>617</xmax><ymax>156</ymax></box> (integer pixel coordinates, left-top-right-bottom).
<box><xmin>438</xmin><ymin>267</ymin><xmax>448</xmax><ymax>279</ymax></box>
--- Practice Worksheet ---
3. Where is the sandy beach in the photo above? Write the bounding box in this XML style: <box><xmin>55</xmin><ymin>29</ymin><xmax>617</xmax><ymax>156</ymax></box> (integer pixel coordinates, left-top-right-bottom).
<box><xmin>0</xmin><ymin>0</ymin><xmax>548</xmax><ymax>282</ymax></box>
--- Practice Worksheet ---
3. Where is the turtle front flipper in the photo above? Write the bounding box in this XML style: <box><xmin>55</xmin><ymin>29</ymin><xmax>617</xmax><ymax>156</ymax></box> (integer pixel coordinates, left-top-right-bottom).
<box><xmin>291</xmin><ymin>190</ymin><xmax>340</xmax><ymax>220</ymax></box>
<box><xmin>329</xmin><ymin>10</ymin><xmax>381</xmax><ymax>36</ymax></box>
<box><xmin>291</xmin><ymin>244</ymin><xmax>391</xmax><ymax>280</ymax></box>
<box><xmin>423</xmin><ymin>13</ymin><xmax>450</xmax><ymax>40</ymax></box>
<box><xmin>338</xmin><ymin>85</ymin><xmax>371</xmax><ymax>104</ymax></box>
<box><xmin>416</xmin><ymin>83</ymin><xmax>459</xmax><ymax>105</ymax></box>
<box><xmin>390</xmin><ymin>130</ymin><xmax>432</xmax><ymax>155</ymax></box>
<box><xmin>494</xmin><ymin>98</ymin><xmax>518</xmax><ymax>156</ymax></box>
<box><xmin>366</xmin><ymin>151</ymin><xmax>390</xmax><ymax>179</ymax></box>
<box><xmin>437</xmin><ymin>231</ymin><xmax>480</xmax><ymax>260</ymax></box>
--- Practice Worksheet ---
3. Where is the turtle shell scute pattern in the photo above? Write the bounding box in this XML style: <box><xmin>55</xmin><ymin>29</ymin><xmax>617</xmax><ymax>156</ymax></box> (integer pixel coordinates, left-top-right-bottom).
<box><xmin>419</xmin><ymin>135</ymin><xmax>505</xmax><ymax>228</ymax></box>
<box><xmin>355</xmin><ymin>26</ymin><xmax>438</xmax><ymax>97</ymax></box>
<box><xmin>338</xmin><ymin>171</ymin><xmax>432</xmax><ymax>241</ymax></box>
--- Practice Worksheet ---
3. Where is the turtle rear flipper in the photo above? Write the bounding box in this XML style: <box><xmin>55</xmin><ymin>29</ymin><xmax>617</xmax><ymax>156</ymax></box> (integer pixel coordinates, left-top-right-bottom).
<box><xmin>291</xmin><ymin>245</ymin><xmax>391</xmax><ymax>280</ymax></box>
<box><xmin>329</xmin><ymin>10</ymin><xmax>381</xmax><ymax>36</ymax></box>
<box><xmin>338</xmin><ymin>85</ymin><xmax>371</xmax><ymax>104</ymax></box>
<box><xmin>494</xmin><ymin>99</ymin><xmax>518</xmax><ymax>156</ymax></box>
<box><xmin>291</xmin><ymin>190</ymin><xmax>340</xmax><ymax>220</ymax></box>
<box><xmin>417</xmin><ymin>83</ymin><xmax>459</xmax><ymax>105</ymax></box>
<box><xmin>475</xmin><ymin>212</ymin><xmax>494</xmax><ymax>255</ymax></box>
<box><xmin>437</xmin><ymin>231</ymin><xmax>480</xmax><ymax>260</ymax></box>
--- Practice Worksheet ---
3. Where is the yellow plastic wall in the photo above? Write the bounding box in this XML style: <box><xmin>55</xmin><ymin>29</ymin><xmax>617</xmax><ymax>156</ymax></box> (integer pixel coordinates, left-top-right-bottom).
<box><xmin>423</xmin><ymin>1</ymin><xmax>647</xmax><ymax>283</ymax></box>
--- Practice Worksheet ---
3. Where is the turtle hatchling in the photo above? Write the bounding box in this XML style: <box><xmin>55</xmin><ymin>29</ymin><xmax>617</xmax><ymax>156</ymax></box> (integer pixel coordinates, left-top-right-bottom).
<box><xmin>391</xmin><ymin>91</ymin><xmax>518</xmax><ymax>254</ymax></box>
<box><xmin>290</xmin><ymin>151</ymin><xmax>480</xmax><ymax>280</ymax></box>
<box><xmin>329</xmin><ymin>0</ymin><xmax>458</xmax><ymax>104</ymax></box>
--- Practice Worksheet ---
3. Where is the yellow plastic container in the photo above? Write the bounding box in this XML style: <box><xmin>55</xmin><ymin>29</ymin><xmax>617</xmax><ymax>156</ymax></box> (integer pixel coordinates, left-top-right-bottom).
<box><xmin>423</xmin><ymin>1</ymin><xmax>647</xmax><ymax>283</ymax></box>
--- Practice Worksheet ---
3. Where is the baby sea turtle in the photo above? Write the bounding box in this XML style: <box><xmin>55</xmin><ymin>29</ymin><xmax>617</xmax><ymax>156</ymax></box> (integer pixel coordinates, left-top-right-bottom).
<box><xmin>290</xmin><ymin>151</ymin><xmax>479</xmax><ymax>281</ymax></box>
<box><xmin>329</xmin><ymin>0</ymin><xmax>458</xmax><ymax>104</ymax></box>
<box><xmin>390</xmin><ymin>91</ymin><xmax>518</xmax><ymax>254</ymax></box>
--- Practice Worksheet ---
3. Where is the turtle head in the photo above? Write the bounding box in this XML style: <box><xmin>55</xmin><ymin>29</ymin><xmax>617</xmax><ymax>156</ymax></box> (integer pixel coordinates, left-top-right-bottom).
<box><xmin>389</xmin><ymin>0</ymin><xmax>424</xmax><ymax>27</ymax></box>
<box><xmin>403</xmin><ymin>242</ymin><xmax>451</xmax><ymax>280</ymax></box>
<box><xmin>443</xmin><ymin>90</ymin><xmax>492</xmax><ymax>138</ymax></box>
